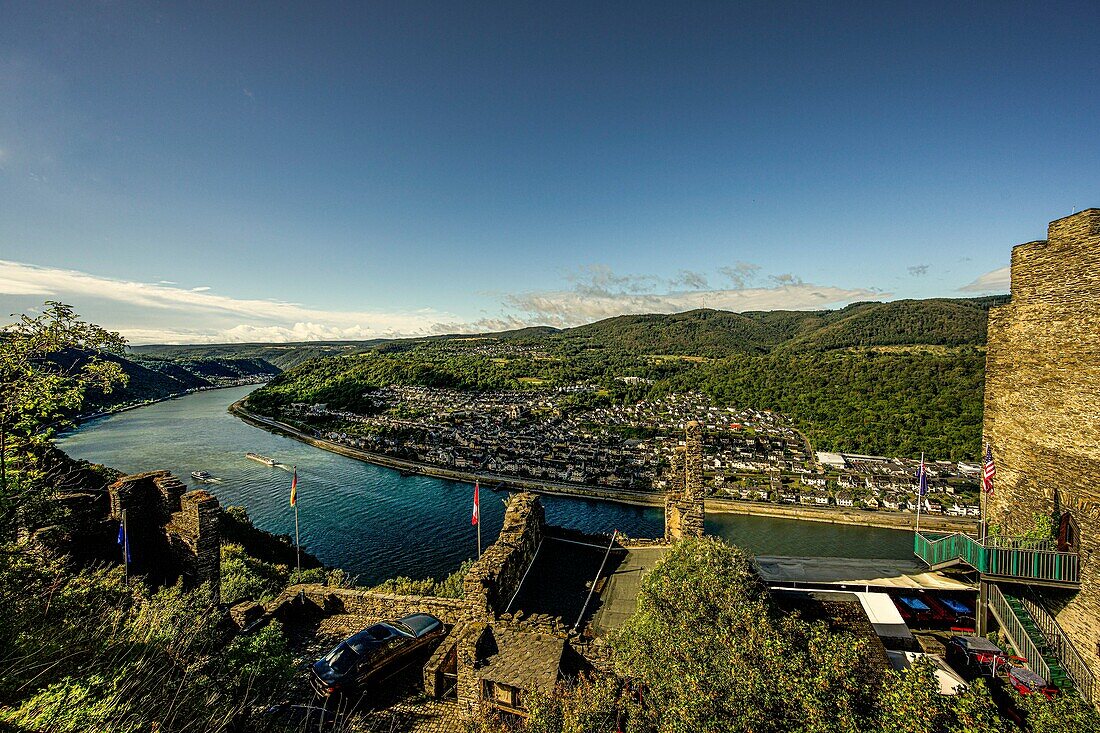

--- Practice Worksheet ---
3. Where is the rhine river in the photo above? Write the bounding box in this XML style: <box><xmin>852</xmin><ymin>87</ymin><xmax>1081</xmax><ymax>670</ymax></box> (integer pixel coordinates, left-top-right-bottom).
<box><xmin>56</xmin><ymin>385</ymin><xmax>913</xmax><ymax>585</ymax></box>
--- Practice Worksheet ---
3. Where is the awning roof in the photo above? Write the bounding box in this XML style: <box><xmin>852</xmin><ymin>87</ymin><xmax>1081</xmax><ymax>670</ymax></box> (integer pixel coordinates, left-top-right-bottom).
<box><xmin>754</xmin><ymin>556</ymin><xmax>973</xmax><ymax>591</ymax></box>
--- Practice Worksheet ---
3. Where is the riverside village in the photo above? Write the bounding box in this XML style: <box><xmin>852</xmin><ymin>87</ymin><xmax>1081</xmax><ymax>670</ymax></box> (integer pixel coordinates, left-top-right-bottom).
<box><xmin>6</xmin><ymin>210</ymin><xmax>1098</xmax><ymax>732</ymax></box>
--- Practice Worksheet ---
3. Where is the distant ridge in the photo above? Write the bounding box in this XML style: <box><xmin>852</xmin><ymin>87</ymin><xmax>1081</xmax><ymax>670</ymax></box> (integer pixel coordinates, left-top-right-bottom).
<box><xmin>132</xmin><ymin>295</ymin><xmax>1006</xmax><ymax>361</ymax></box>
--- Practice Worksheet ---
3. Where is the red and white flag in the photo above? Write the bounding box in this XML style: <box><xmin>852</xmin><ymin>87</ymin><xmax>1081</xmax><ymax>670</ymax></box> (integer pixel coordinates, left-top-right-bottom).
<box><xmin>982</xmin><ymin>445</ymin><xmax>996</xmax><ymax>495</ymax></box>
<box><xmin>471</xmin><ymin>481</ymin><xmax>480</xmax><ymax>526</ymax></box>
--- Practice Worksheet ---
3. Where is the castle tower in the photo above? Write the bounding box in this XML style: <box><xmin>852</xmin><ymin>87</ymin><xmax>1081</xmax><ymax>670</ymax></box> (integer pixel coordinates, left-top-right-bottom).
<box><xmin>665</xmin><ymin>421</ymin><xmax>706</xmax><ymax>541</ymax></box>
<box><xmin>982</xmin><ymin>209</ymin><xmax>1100</xmax><ymax>702</ymax></box>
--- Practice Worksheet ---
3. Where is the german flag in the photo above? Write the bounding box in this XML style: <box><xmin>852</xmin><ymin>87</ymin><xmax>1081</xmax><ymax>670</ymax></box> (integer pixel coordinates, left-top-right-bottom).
<box><xmin>290</xmin><ymin>468</ymin><xmax>298</xmax><ymax>507</ymax></box>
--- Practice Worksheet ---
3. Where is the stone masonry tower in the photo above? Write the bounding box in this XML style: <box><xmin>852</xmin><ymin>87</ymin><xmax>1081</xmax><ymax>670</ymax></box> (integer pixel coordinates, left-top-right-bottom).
<box><xmin>983</xmin><ymin>209</ymin><xmax>1100</xmax><ymax>697</ymax></box>
<box><xmin>665</xmin><ymin>421</ymin><xmax>706</xmax><ymax>541</ymax></box>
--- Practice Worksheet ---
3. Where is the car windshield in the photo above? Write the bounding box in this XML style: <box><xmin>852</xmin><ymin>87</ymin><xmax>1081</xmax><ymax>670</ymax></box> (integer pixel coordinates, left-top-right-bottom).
<box><xmin>390</xmin><ymin>622</ymin><xmax>415</xmax><ymax>637</ymax></box>
<box><xmin>322</xmin><ymin>643</ymin><xmax>360</xmax><ymax>674</ymax></box>
<box><xmin>364</xmin><ymin>624</ymin><xmax>397</xmax><ymax>641</ymax></box>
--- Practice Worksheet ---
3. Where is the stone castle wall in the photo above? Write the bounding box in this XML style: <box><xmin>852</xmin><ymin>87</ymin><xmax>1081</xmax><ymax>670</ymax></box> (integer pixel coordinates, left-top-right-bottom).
<box><xmin>983</xmin><ymin>208</ymin><xmax>1100</xmax><ymax>684</ymax></box>
<box><xmin>463</xmin><ymin>492</ymin><xmax>545</xmax><ymax>618</ymax></box>
<box><xmin>267</xmin><ymin>584</ymin><xmax>477</xmax><ymax>627</ymax></box>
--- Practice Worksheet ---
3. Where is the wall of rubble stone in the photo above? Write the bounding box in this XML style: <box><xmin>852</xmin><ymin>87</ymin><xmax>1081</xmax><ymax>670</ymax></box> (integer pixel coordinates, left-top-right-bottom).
<box><xmin>983</xmin><ymin>209</ymin><xmax>1100</xmax><ymax>688</ymax></box>
<box><xmin>266</xmin><ymin>584</ymin><xmax>477</xmax><ymax>626</ymax></box>
<box><xmin>463</xmin><ymin>493</ymin><xmax>545</xmax><ymax>618</ymax></box>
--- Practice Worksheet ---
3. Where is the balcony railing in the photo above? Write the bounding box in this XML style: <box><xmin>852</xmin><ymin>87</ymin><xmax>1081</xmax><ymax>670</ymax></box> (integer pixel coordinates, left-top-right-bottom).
<box><xmin>913</xmin><ymin>532</ymin><xmax>1079</xmax><ymax>585</ymax></box>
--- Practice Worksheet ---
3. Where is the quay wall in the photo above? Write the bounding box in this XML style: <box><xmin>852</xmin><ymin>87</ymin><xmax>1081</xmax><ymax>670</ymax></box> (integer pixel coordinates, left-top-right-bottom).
<box><xmin>983</xmin><ymin>209</ymin><xmax>1100</xmax><ymax>689</ymax></box>
<box><xmin>232</xmin><ymin>401</ymin><xmax>972</xmax><ymax>533</ymax></box>
<box><xmin>705</xmin><ymin>498</ymin><xmax>976</xmax><ymax>533</ymax></box>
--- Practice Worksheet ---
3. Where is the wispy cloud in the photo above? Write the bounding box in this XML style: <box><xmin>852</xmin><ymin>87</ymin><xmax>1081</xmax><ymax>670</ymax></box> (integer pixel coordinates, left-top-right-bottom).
<box><xmin>717</xmin><ymin>262</ymin><xmax>762</xmax><ymax>288</ymax></box>
<box><xmin>959</xmin><ymin>266</ymin><xmax>1010</xmax><ymax>293</ymax></box>
<box><xmin>0</xmin><ymin>259</ymin><xmax>462</xmax><ymax>344</ymax></box>
<box><xmin>503</xmin><ymin>265</ymin><xmax>884</xmax><ymax>328</ymax></box>
<box><xmin>907</xmin><ymin>264</ymin><xmax>929</xmax><ymax>276</ymax></box>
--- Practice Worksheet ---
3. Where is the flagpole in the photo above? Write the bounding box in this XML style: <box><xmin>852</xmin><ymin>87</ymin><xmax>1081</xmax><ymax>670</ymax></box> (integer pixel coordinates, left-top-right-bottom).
<box><xmin>915</xmin><ymin>453</ymin><xmax>923</xmax><ymax>537</ymax></box>
<box><xmin>473</xmin><ymin>481</ymin><xmax>482</xmax><ymax>559</ymax></box>
<box><xmin>293</xmin><ymin>466</ymin><xmax>301</xmax><ymax>581</ymax></box>
<box><xmin>122</xmin><ymin>508</ymin><xmax>130</xmax><ymax>586</ymax></box>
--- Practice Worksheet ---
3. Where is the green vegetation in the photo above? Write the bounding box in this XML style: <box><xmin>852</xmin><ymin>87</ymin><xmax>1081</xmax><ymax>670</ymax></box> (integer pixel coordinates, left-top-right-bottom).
<box><xmin>0</xmin><ymin>304</ymin><xmax>304</xmax><ymax>732</ymax></box>
<box><xmin>682</xmin><ymin>349</ymin><xmax>985</xmax><ymax>460</ymax></box>
<box><xmin>0</xmin><ymin>554</ymin><xmax>296</xmax><ymax>733</ymax></box>
<box><xmin>370</xmin><ymin>559</ymin><xmax>474</xmax><ymax>598</ymax></box>
<box><xmin>1</xmin><ymin>302</ymin><xmax>129</xmax><ymax>528</ymax></box>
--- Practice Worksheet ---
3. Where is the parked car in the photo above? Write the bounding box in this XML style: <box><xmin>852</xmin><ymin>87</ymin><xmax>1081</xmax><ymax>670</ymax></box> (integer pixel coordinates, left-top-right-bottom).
<box><xmin>310</xmin><ymin>613</ymin><xmax>446</xmax><ymax>697</ymax></box>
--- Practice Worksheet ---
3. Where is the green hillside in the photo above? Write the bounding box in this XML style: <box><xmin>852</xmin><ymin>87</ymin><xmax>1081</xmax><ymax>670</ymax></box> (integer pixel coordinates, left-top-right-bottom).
<box><xmin>53</xmin><ymin>349</ymin><xmax>281</xmax><ymax>413</ymax></box>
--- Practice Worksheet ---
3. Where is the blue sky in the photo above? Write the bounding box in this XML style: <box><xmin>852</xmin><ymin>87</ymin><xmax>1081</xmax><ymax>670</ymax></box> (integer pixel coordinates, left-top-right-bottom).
<box><xmin>1</xmin><ymin>2</ymin><xmax>1097</xmax><ymax>343</ymax></box>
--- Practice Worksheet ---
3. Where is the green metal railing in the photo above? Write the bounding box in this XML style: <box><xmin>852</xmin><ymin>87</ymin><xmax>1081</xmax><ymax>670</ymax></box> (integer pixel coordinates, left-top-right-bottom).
<box><xmin>1020</xmin><ymin>593</ymin><xmax>1096</xmax><ymax>705</ymax></box>
<box><xmin>988</xmin><ymin>583</ymin><xmax>1051</xmax><ymax>683</ymax></box>
<box><xmin>913</xmin><ymin>532</ymin><xmax>1079</xmax><ymax>585</ymax></box>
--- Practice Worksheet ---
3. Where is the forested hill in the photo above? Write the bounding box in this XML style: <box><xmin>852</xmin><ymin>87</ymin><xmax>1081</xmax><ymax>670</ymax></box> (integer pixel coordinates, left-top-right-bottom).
<box><xmin>131</xmin><ymin>341</ymin><xmax>385</xmax><ymax>370</ymax></box>
<box><xmin>238</xmin><ymin>297</ymin><xmax>1005</xmax><ymax>461</ymax></box>
<box><xmin>53</xmin><ymin>349</ymin><xmax>281</xmax><ymax>414</ymax></box>
<box><xmin>530</xmin><ymin>297</ymin><xmax>1004</xmax><ymax>356</ymax></box>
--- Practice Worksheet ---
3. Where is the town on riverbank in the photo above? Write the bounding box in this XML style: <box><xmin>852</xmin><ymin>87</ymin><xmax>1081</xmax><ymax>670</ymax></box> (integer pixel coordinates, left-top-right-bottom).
<box><xmin>239</xmin><ymin>384</ymin><xmax>983</xmax><ymax>527</ymax></box>
<box><xmin>231</xmin><ymin>397</ymin><xmax>977</xmax><ymax>534</ymax></box>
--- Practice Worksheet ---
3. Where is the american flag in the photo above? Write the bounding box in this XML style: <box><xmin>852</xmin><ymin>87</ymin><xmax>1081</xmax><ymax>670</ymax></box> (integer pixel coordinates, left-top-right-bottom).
<box><xmin>982</xmin><ymin>445</ymin><xmax>996</xmax><ymax>495</ymax></box>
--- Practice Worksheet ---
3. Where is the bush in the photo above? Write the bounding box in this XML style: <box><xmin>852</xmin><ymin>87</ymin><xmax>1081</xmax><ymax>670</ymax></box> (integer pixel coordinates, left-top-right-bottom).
<box><xmin>371</xmin><ymin>559</ymin><xmax>473</xmax><ymax>598</ymax></box>
<box><xmin>220</xmin><ymin>543</ymin><xmax>291</xmax><ymax>604</ymax></box>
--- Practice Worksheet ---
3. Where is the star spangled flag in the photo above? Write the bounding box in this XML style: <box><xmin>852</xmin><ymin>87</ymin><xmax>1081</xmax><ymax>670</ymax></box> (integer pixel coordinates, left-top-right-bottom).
<box><xmin>917</xmin><ymin>454</ymin><xmax>928</xmax><ymax>497</ymax></box>
<box><xmin>983</xmin><ymin>446</ymin><xmax>996</xmax><ymax>495</ymax></box>
<box><xmin>471</xmin><ymin>481</ymin><xmax>480</xmax><ymax>526</ymax></box>
<box><xmin>290</xmin><ymin>468</ymin><xmax>298</xmax><ymax>507</ymax></box>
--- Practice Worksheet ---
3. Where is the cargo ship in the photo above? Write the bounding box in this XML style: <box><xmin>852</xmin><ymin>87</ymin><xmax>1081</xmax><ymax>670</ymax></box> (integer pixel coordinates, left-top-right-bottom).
<box><xmin>246</xmin><ymin>452</ymin><xmax>278</xmax><ymax>466</ymax></box>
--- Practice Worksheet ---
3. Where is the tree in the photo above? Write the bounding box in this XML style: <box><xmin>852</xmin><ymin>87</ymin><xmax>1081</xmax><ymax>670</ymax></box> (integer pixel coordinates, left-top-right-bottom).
<box><xmin>608</xmin><ymin>537</ymin><xmax>882</xmax><ymax>733</ymax></box>
<box><xmin>0</xmin><ymin>302</ymin><xmax>127</xmax><ymax>527</ymax></box>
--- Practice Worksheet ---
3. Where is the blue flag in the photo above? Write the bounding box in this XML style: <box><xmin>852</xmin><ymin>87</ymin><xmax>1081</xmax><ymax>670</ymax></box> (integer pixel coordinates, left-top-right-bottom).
<box><xmin>917</xmin><ymin>454</ymin><xmax>928</xmax><ymax>497</ymax></box>
<box><xmin>117</xmin><ymin>520</ymin><xmax>131</xmax><ymax>562</ymax></box>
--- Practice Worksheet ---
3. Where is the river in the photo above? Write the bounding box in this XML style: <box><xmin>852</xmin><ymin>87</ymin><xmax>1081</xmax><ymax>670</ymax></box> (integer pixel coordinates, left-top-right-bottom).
<box><xmin>55</xmin><ymin>385</ymin><xmax>914</xmax><ymax>585</ymax></box>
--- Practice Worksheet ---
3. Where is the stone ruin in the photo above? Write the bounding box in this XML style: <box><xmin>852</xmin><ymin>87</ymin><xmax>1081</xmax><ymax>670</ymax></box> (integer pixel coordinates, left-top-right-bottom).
<box><xmin>108</xmin><ymin>470</ymin><xmax>221</xmax><ymax>602</ymax></box>
<box><xmin>665</xmin><ymin>420</ymin><xmax>706</xmax><ymax>541</ymax></box>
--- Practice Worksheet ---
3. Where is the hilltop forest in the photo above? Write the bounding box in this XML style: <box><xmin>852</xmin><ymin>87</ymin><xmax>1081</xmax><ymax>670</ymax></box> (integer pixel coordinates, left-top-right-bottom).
<box><xmin>245</xmin><ymin>297</ymin><xmax>1002</xmax><ymax>462</ymax></box>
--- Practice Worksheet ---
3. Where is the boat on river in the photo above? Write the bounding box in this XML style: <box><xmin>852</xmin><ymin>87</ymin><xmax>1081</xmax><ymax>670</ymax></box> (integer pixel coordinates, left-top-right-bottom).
<box><xmin>246</xmin><ymin>452</ymin><xmax>278</xmax><ymax>466</ymax></box>
<box><xmin>191</xmin><ymin>470</ymin><xmax>214</xmax><ymax>482</ymax></box>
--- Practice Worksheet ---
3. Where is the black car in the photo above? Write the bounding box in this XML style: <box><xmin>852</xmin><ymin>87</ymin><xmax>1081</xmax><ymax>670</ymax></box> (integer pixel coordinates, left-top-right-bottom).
<box><xmin>309</xmin><ymin>613</ymin><xmax>445</xmax><ymax>697</ymax></box>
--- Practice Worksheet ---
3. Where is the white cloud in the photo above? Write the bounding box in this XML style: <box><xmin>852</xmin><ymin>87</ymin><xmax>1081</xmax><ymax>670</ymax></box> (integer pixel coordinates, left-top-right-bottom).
<box><xmin>0</xmin><ymin>259</ymin><xmax>463</xmax><ymax>344</ymax></box>
<box><xmin>960</xmin><ymin>266</ymin><xmax>1010</xmax><ymax>293</ymax></box>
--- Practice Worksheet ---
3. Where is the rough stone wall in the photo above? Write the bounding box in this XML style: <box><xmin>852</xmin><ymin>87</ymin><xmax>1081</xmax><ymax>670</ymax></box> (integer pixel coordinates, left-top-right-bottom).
<box><xmin>983</xmin><ymin>209</ymin><xmax>1100</xmax><ymax>686</ymax></box>
<box><xmin>463</xmin><ymin>493</ymin><xmax>545</xmax><ymax>618</ymax></box>
<box><xmin>267</xmin><ymin>584</ymin><xmax>476</xmax><ymax>626</ymax></box>
<box><xmin>664</xmin><ymin>449</ymin><xmax>686</xmax><ymax>541</ymax></box>
<box><xmin>665</xmin><ymin>422</ymin><xmax>706</xmax><ymax>541</ymax></box>
<box><xmin>166</xmin><ymin>490</ymin><xmax>221</xmax><ymax>602</ymax></box>
<box><xmin>109</xmin><ymin>471</ymin><xmax>221</xmax><ymax>602</ymax></box>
